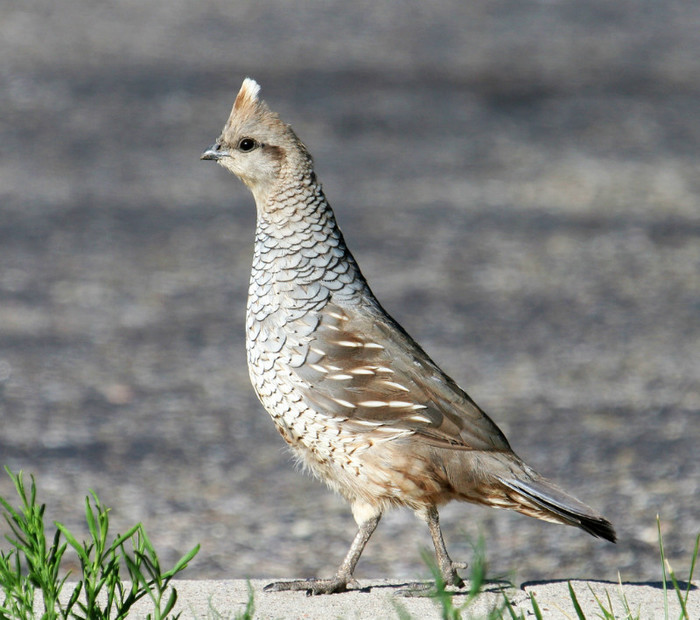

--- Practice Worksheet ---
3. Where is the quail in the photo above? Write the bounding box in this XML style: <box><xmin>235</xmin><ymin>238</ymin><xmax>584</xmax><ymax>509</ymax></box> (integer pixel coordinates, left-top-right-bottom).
<box><xmin>201</xmin><ymin>78</ymin><xmax>616</xmax><ymax>595</ymax></box>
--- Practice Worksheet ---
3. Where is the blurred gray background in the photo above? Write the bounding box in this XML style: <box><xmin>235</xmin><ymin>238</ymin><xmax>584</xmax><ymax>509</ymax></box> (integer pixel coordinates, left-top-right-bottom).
<box><xmin>1</xmin><ymin>0</ymin><xmax>699</xmax><ymax>585</ymax></box>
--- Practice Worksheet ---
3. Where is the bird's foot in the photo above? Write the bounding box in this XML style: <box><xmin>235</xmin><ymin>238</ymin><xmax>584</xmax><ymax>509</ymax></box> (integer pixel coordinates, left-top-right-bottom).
<box><xmin>397</xmin><ymin>560</ymin><xmax>468</xmax><ymax>597</ymax></box>
<box><xmin>440</xmin><ymin>560</ymin><xmax>467</xmax><ymax>589</ymax></box>
<box><xmin>264</xmin><ymin>576</ymin><xmax>352</xmax><ymax>595</ymax></box>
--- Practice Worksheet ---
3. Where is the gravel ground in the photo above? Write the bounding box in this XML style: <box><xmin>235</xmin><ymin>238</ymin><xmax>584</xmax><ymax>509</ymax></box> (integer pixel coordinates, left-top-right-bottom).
<box><xmin>1</xmin><ymin>0</ymin><xmax>699</xmax><ymax>587</ymax></box>
<box><xmin>36</xmin><ymin>579</ymin><xmax>700</xmax><ymax>620</ymax></box>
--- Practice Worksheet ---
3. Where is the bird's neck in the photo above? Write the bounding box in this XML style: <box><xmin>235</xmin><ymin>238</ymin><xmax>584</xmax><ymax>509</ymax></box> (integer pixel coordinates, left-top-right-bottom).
<box><xmin>250</xmin><ymin>174</ymin><xmax>368</xmax><ymax>298</ymax></box>
<box><xmin>255</xmin><ymin>172</ymin><xmax>332</xmax><ymax>235</ymax></box>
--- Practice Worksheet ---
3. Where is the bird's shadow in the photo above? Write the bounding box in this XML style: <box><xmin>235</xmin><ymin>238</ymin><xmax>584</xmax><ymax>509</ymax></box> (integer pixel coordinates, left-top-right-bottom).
<box><xmin>357</xmin><ymin>579</ymin><xmax>515</xmax><ymax>597</ymax></box>
<box><xmin>521</xmin><ymin>578</ymin><xmax>698</xmax><ymax>592</ymax></box>
<box><xmin>351</xmin><ymin>578</ymin><xmax>697</xmax><ymax>598</ymax></box>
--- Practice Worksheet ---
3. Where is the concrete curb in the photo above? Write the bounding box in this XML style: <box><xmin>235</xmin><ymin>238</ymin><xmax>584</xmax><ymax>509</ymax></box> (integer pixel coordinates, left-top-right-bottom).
<box><xmin>95</xmin><ymin>578</ymin><xmax>698</xmax><ymax>618</ymax></box>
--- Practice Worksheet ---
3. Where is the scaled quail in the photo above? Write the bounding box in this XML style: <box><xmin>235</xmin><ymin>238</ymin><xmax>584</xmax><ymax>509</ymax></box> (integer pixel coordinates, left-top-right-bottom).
<box><xmin>201</xmin><ymin>78</ymin><xmax>616</xmax><ymax>595</ymax></box>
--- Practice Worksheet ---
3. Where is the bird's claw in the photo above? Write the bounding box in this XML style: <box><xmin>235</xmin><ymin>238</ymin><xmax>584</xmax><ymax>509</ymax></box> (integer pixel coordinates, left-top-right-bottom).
<box><xmin>438</xmin><ymin>560</ymin><xmax>467</xmax><ymax>588</ymax></box>
<box><xmin>264</xmin><ymin>577</ymin><xmax>350</xmax><ymax>595</ymax></box>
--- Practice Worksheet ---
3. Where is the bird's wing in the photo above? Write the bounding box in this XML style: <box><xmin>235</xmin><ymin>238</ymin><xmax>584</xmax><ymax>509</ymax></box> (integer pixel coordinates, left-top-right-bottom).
<box><xmin>293</xmin><ymin>300</ymin><xmax>513</xmax><ymax>452</ymax></box>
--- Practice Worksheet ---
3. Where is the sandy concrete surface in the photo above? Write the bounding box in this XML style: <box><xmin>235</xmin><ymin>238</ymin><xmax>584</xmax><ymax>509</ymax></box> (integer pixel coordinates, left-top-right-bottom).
<box><xmin>44</xmin><ymin>578</ymin><xmax>699</xmax><ymax>619</ymax></box>
<box><xmin>2</xmin><ymin>0</ymin><xmax>699</xmax><ymax>595</ymax></box>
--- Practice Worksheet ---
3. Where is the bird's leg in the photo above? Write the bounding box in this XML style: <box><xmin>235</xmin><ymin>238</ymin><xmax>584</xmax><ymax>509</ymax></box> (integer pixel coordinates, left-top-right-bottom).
<box><xmin>264</xmin><ymin>513</ymin><xmax>381</xmax><ymax>595</ymax></box>
<box><xmin>422</xmin><ymin>505</ymin><xmax>466</xmax><ymax>588</ymax></box>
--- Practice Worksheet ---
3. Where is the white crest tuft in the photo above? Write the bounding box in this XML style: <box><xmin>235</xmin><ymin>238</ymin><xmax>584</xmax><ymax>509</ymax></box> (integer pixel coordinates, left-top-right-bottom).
<box><xmin>240</xmin><ymin>77</ymin><xmax>260</xmax><ymax>101</ymax></box>
<box><xmin>232</xmin><ymin>77</ymin><xmax>262</xmax><ymax>116</ymax></box>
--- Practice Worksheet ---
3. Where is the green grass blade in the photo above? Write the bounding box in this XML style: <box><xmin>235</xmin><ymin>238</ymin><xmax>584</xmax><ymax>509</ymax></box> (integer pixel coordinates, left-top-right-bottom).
<box><xmin>528</xmin><ymin>592</ymin><xmax>543</xmax><ymax>620</ymax></box>
<box><xmin>84</xmin><ymin>496</ymin><xmax>99</xmax><ymax>549</ymax></box>
<box><xmin>89</xmin><ymin>490</ymin><xmax>111</xmax><ymax>545</ymax></box>
<box><xmin>656</xmin><ymin>515</ymin><xmax>670</xmax><ymax>620</ymax></box>
<box><xmin>567</xmin><ymin>582</ymin><xmax>587</xmax><ymax>620</ymax></box>
<box><xmin>615</xmin><ymin>572</ymin><xmax>641</xmax><ymax>620</ymax></box>
<box><xmin>236</xmin><ymin>581</ymin><xmax>255</xmax><ymax>620</ymax></box>
<box><xmin>606</xmin><ymin>588</ymin><xmax>617</xmax><ymax>618</ymax></box>
<box><xmin>665</xmin><ymin>559</ymin><xmax>689</xmax><ymax>620</ymax></box>
<box><xmin>162</xmin><ymin>544</ymin><xmax>200</xmax><ymax>580</ymax></box>
<box><xmin>54</xmin><ymin>523</ymin><xmax>90</xmax><ymax>563</ymax></box>
<box><xmin>138</xmin><ymin>526</ymin><xmax>160</xmax><ymax>568</ymax></box>
<box><xmin>501</xmin><ymin>589</ymin><xmax>523</xmax><ymax>620</ymax></box>
<box><xmin>587</xmin><ymin>583</ymin><xmax>617</xmax><ymax>620</ymax></box>
<box><xmin>110</xmin><ymin>524</ymin><xmax>142</xmax><ymax>550</ymax></box>
<box><xmin>160</xmin><ymin>587</ymin><xmax>178</xmax><ymax>616</ymax></box>
<box><xmin>681</xmin><ymin>533</ymin><xmax>700</xmax><ymax>614</ymax></box>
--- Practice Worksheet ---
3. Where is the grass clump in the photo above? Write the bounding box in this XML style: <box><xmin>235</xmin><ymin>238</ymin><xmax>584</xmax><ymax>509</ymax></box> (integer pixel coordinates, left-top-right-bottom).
<box><xmin>564</xmin><ymin>517</ymin><xmax>698</xmax><ymax>620</ymax></box>
<box><xmin>0</xmin><ymin>467</ymin><xmax>199</xmax><ymax>619</ymax></box>
<box><xmin>421</xmin><ymin>516</ymin><xmax>698</xmax><ymax>620</ymax></box>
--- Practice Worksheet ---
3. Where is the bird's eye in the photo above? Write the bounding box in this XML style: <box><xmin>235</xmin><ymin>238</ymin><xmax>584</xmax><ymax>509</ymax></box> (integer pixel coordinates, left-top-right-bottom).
<box><xmin>238</xmin><ymin>138</ymin><xmax>257</xmax><ymax>152</ymax></box>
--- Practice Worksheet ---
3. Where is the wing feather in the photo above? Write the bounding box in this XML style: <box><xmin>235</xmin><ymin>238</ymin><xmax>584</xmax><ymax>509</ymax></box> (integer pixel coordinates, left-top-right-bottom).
<box><xmin>293</xmin><ymin>300</ymin><xmax>512</xmax><ymax>452</ymax></box>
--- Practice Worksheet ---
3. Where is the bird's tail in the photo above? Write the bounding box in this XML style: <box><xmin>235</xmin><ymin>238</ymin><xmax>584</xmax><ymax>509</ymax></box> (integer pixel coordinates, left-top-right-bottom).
<box><xmin>495</xmin><ymin>470</ymin><xmax>617</xmax><ymax>543</ymax></box>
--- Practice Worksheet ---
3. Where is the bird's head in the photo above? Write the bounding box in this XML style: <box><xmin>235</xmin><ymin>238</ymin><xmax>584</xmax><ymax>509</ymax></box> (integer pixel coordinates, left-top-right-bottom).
<box><xmin>201</xmin><ymin>78</ymin><xmax>311</xmax><ymax>203</ymax></box>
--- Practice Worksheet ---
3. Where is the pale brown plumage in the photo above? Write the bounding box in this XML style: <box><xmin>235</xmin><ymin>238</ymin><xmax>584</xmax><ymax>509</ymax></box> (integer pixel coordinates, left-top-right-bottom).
<box><xmin>201</xmin><ymin>78</ymin><xmax>615</xmax><ymax>595</ymax></box>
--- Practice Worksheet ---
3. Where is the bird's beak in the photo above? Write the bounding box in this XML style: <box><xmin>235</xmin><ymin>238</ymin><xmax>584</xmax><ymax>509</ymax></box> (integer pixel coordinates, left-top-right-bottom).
<box><xmin>201</xmin><ymin>144</ymin><xmax>227</xmax><ymax>161</ymax></box>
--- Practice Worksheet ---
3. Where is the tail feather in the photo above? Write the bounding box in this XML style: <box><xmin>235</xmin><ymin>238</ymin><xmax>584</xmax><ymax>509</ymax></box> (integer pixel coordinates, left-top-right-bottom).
<box><xmin>498</xmin><ymin>476</ymin><xmax>617</xmax><ymax>543</ymax></box>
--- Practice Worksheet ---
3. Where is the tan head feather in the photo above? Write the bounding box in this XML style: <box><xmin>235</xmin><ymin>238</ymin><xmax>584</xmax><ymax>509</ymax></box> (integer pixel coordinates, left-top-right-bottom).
<box><xmin>232</xmin><ymin>78</ymin><xmax>261</xmax><ymax>117</ymax></box>
<box><xmin>221</xmin><ymin>78</ymin><xmax>290</xmax><ymax>148</ymax></box>
<box><xmin>206</xmin><ymin>78</ymin><xmax>312</xmax><ymax>198</ymax></box>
